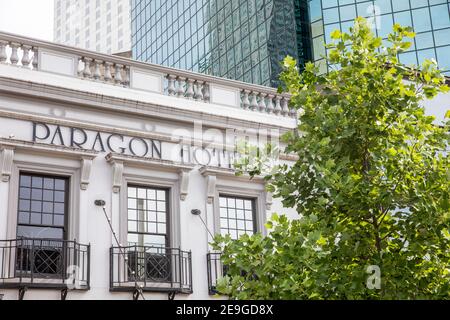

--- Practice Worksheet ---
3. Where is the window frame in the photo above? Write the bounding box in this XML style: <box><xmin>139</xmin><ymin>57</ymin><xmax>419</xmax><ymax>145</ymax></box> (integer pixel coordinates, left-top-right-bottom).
<box><xmin>212</xmin><ymin>180</ymin><xmax>268</xmax><ymax>238</ymax></box>
<box><xmin>119</xmin><ymin>171</ymin><xmax>182</xmax><ymax>250</ymax></box>
<box><xmin>218</xmin><ymin>194</ymin><xmax>257</xmax><ymax>240</ymax></box>
<box><xmin>126</xmin><ymin>184</ymin><xmax>170</xmax><ymax>248</ymax></box>
<box><xmin>16</xmin><ymin>172</ymin><xmax>70</xmax><ymax>241</ymax></box>
<box><xmin>7</xmin><ymin>160</ymin><xmax>81</xmax><ymax>242</ymax></box>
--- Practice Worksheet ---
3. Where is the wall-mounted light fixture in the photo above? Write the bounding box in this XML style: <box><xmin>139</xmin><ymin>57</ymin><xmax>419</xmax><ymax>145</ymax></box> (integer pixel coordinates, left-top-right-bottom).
<box><xmin>94</xmin><ymin>199</ymin><xmax>106</xmax><ymax>207</ymax></box>
<box><xmin>191</xmin><ymin>209</ymin><xmax>214</xmax><ymax>238</ymax></box>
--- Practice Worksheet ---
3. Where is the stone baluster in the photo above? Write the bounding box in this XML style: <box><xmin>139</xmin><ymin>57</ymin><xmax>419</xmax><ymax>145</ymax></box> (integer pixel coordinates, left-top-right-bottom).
<box><xmin>258</xmin><ymin>93</ymin><xmax>267</xmax><ymax>112</ymax></box>
<box><xmin>202</xmin><ymin>84</ymin><xmax>210</xmax><ymax>102</ymax></box>
<box><xmin>32</xmin><ymin>47</ymin><xmax>38</xmax><ymax>70</ymax></box>
<box><xmin>185</xmin><ymin>79</ymin><xmax>195</xmax><ymax>99</ymax></box>
<box><xmin>194</xmin><ymin>81</ymin><xmax>204</xmax><ymax>101</ymax></box>
<box><xmin>274</xmin><ymin>96</ymin><xmax>282</xmax><ymax>115</ymax></box>
<box><xmin>0</xmin><ymin>41</ymin><xmax>8</xmax><ymax>63</ymax></box>
<box><xmin>93</xmin><ymin>60</ymin><xmax>102</xmax><ymax>80</ymax></box>
<box><xmin>266</xmin><ymin>94</ymin><xmax>275</xmax><ymax>114</ymax></box>
<box><xmin>76</xmin><ymin>58</ymin><xmax>83</xmax><ymax>76</ymax></box>
<box><xmin>241</xmin><ymin>90</ymin><xmax>250</xmax><ymax>110</ymax></box>
<box><xmin>250</xmin><ymin>92</ymin><xmax>258</xmax><ymax>111</ymax></box>
<box><xmin>123</xmin><ymin>66</ymin><xmax>130</xmax><ymax>86</ymax></box>
<box><xmin>21</xmin><ymin>45</ymin><xmax>32</xmax><ymax>68</ymax></box>
<box><xmin>9</xmin><ymin>43</ymin><xmax>19</xmax><ymax>65</ymax></box>
<box><xmin>167</xmin><ymin>74</ymin><xmax>177</xmax><ymax>96</ymax></box>
<box><xmin>104</xmin><ymin>62</ymin><xmax>113</xmax><ymax>82</ymax></box>
<box><xmin>281</xmin><ymin>97</ymin><xmax>290</xmax><ymax>117</ymax></box>
<box><xmin>82</xmin><ymin>57</ymin><xmax>92</xmax><ymax>78</ymax></box>
<box><xmin>114</xmin><ymin>64</ymin><xmax>123</xmax><ymax>84</ymax></box>
<box><xmin>177</xmin><ymin>77</ymin><xmax>186</xmax><ymax>97</ymax></box>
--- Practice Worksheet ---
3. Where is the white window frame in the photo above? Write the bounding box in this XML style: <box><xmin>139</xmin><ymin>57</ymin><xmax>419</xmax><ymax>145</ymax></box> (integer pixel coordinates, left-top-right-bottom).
<box><xmin>119</xmin><ymin>170</ymin><xmax>182</xmax><ymax>250</ymax></box>
<box><xmin>213</xmin><ymin>179</ymin><xmax>268</xmax><ymax>237</ymax></box>
<box><xmin>7</xmin><ymin>157</ymin><xmax>82</xmax><ymax>241</ymax></box>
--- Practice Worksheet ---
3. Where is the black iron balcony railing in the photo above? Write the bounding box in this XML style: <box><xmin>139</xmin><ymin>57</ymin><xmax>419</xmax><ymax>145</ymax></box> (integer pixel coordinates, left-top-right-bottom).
<box><xmin>110</xmin><ymin>245</ymin><xmax>192</xmax><ymax>294</ymax></box>
<box><xmin>207</xmin><ymin>252</ymin><xmax>227</xmax><ymax>295</ymax></box>
<box><xmin>0</xmin><ymin>238</ymin><xmax>90</xmax><ymax>290</ymax></box>
<box><xmin>207</xmin><ymin>252</ymin><xmax>255</xmax><ymax>295</ymax></box>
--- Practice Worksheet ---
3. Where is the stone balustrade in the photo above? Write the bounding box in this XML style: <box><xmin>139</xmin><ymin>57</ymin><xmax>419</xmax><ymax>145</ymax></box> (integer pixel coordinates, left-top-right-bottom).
<box><xmin>78</xmin><ymin>57</ymin><xmax>130</xmax><ymax>86</ymax></box>
<box><xmin>241</xmin><ymin>90</ymin><xmax>295</xmax><ymax>117</ymax></box>
<box><xmin>0</xmin><ymin>31</ymin><xmax>294</xmax><ymax>119</ymax></box>
<box><xmin>165</xmin><ymin>74</ymin><xmax>210</xmax><ymax>102</ymax></box>
<box><xmin>0</xmin><ymin>40</ymin><xmax>38</xmax><ymax>69</ymax></box>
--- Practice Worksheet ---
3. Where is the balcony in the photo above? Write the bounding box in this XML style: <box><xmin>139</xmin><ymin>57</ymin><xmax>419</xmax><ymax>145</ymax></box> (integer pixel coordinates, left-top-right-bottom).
<box><xmin>207</xmin><ymin>252</ymin><xmax>226</xmax><ymax>295</ymax></box>
<box><xmin>0</xmin><ymin>31</ymin><xmax>296</xmax><ymax>128</ymax></box>
<box><xmin>0</xmin><ymin>238</ymin><xmax>90</xmax><ymax>290</ymax></box>
<box><xmin>110</xmin><ymin>246</ymin><xmax>192</xmax><ymax>295</ymax></box>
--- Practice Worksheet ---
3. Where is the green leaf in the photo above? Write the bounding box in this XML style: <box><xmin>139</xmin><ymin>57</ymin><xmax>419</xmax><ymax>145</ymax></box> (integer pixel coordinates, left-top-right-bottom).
<box><xmin>331</xmin><ymin>29</ymin><xmax>341</xmax><ymax>40</ymax></box>
<box><xmin>387</xmin><ymin>148</ymin><xmax>398</xmax><ymax>156</ymax></box>
<box><xmin>445</xmin><ymin>110</ymin><xmax>450</xmax><ymax>119</ymax></box>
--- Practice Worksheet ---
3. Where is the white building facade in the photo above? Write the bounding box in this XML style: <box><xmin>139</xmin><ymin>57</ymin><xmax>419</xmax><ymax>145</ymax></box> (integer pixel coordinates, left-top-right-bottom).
<box><xmin>54</xmin><ymin>0</ymin><xmax>131</xmax><ymax>54</ymax></box>
<box><xmin>0</xmin><ymin>32</ymin><xmax>298</xmax><ymax>300</ymax></box>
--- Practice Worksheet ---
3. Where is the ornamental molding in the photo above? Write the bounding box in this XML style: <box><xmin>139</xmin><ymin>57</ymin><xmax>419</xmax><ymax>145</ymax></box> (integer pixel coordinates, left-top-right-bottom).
<box><xmin>179</xmin><ymin>170</ymin><xmax>190</xmax><ymax>201</ymax></box>
<box><xmin>80</xmin><ymin>157</ymin><xmax>93</xmax><ymax>190</ymax></box>
<box><xmin>0</xmin><ymin>77</ymin><xmax>294</xmax><ymax>132</ymax></box>
<box><xmin>0</xmin><ymin>145</ymin><xmax>14</xmax><ymax>182</ymax></box>
<box><xmin>205</xmin><ymin>175</ymin><xmax>217</xmax><ymax>204</ymax></box>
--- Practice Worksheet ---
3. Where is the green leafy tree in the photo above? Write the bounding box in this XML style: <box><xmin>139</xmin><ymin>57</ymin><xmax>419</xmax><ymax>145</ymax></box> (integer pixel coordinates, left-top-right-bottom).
<box><xmin>212</xmin><ymin>17</ymin><xmax>450</xmax><ymax>300</ymax></box>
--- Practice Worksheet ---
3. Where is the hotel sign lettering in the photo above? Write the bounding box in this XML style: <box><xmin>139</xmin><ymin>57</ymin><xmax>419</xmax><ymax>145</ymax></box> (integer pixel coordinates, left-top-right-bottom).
<box><xmin>30</xmin><ymin>122</ymin><xmax>239</xmax><ymax>169</ymax></box>
<box><xmin>32</xmin><ymin>122</ymin><xmax>162</xmax><ymax>159</ymax></box>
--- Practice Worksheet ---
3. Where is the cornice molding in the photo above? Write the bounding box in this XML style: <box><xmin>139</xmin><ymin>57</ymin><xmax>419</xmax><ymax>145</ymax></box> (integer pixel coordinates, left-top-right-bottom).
<box><xmin>0</xmin><ymin>138</ymin><xmax>97</xmax><ymax>189</ymax></box>
<box><xmin>0</xmin><ymin>137</ymin><xmax>98</xmax><ymax>158</ymax></box>
<box><xmin>105</xmin><ymin>152</ymin><xmax>195</xmax><ymax>172</ymax></box>
<box><xmin>0</xmin><ymin>76</ymin><xmax>295</xmax><ymax>133</ymax></box>
<box><xmin>199</xmin><ymin>165</ymin><xmax>265</xmax><ymax>183</ymax></box>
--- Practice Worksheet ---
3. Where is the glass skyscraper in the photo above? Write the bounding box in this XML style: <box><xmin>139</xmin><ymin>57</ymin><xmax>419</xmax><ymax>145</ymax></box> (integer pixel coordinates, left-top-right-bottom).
<box><xmin>309</xmin><ymin>0</ymin><xmax>450</xmax><ymax>75</ymax></box>
<box><xmin>131</xmin><ymin>0</ymin><xmax>450</xmax><ymax>87</ymax></box>
<box><xmin>131</xmin><ymin>0</ymin><xmax>312</xmax><ymax>87</ymax></box>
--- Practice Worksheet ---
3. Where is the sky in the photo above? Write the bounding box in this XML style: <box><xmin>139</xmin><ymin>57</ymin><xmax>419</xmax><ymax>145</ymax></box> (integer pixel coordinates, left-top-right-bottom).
<box><xmin>0</xmin><ymin>0</ymin><xmax>54</xmax><ymax>41</ymax></box>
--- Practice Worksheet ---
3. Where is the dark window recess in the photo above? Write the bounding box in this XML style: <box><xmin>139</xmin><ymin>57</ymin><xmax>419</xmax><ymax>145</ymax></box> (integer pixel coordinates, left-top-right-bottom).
<box><xmin>17</xmin><ymin>173</ymin><xmax>68</xmax><ymax>241</ymax></box>
<box><xmin>16</xmin><ymin>173</ymin><xmax>69</xmax><ymax>276</ymax></box>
